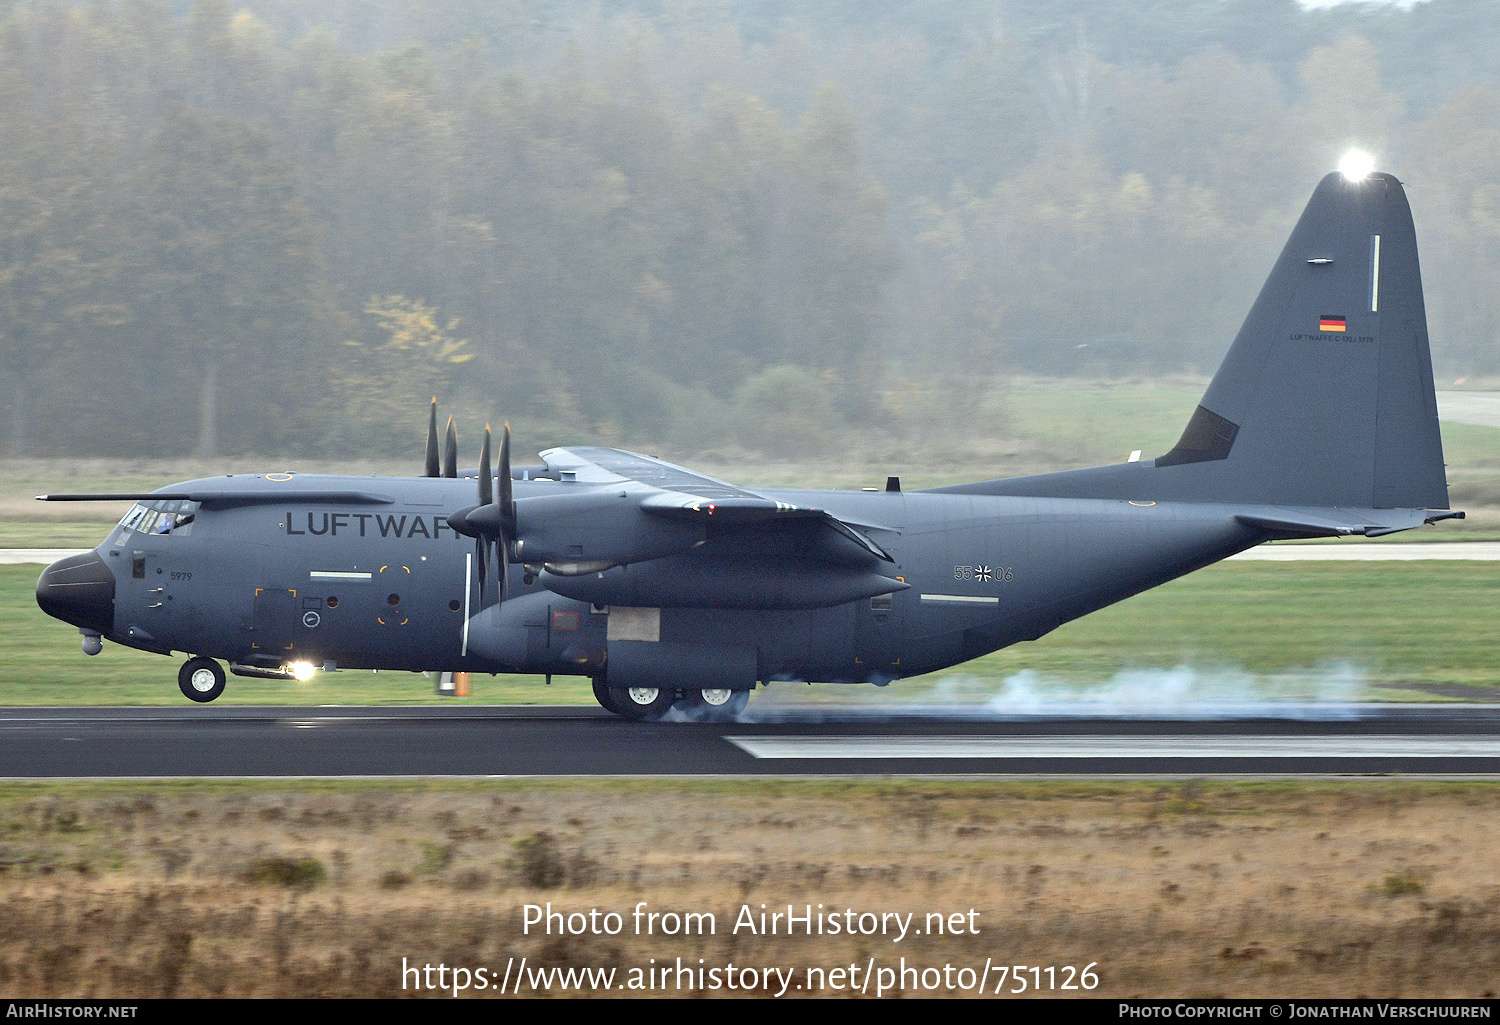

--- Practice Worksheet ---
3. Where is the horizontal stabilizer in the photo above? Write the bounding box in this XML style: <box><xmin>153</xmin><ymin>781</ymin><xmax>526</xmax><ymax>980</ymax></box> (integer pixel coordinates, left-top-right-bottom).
<box><xmin>1234</xmin><ymin>506</ymin><xmax>1463</xmax><ymax>539</ymax></box>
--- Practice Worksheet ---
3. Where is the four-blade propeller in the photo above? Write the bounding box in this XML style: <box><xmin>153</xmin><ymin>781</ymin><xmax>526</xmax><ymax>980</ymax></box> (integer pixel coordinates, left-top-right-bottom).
<box><xmin>438</xmin><ymin>410</ymin><xmax>517</xmax><ymax>610</ymax></box>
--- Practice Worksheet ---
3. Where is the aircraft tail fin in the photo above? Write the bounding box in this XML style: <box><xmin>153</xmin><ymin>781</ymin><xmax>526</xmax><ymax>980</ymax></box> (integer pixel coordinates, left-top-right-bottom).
<box><xmin>1155</xmin><ymin>169</ymin><xmax>1447</xmax><ymax>509</ymax></box>
<box><xmin>940</xmin><ymin>171</ymin><xmax>1451</xmax><ymax>512</ymax></box>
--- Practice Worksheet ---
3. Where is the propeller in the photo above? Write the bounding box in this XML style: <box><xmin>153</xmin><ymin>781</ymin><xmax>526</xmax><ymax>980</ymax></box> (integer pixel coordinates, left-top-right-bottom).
<box><xmin>498</xmin><ymin>422</ymin><xmax>515</xmax><ymax>536</ymax></box>
<box><xmin>444</xmin><ymin>414</ymin><xmax>519</xmax><ymax>610</ymax></box>
<box><xmin>442</xmin><ymin>417</ymin><xmax>458</xmax><ymax>478</ymax></box>
<box><xmin>423</xmin><ymin>398</ymin><xmax>440</xmax><ymax>477</ymax></box>
<box><xmin>478</xmin><ymin>424</ymin><xmax>493</xmax><ymax>507</ymax></box>
<box><xmin>497</xmin><ymin>423</ymin><xmax>514</xmax><ymax>599</ymax></box>
<box><xmin>475</xmin><ymin>425</ymin><xmax>492</xmax><ymax>599</ymax></box>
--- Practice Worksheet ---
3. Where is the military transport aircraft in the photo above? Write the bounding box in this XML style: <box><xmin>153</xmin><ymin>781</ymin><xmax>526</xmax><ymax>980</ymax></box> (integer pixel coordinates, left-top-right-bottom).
<box><xmin>36</xmin><ymin>165</ymin><xmax>1461</xmax><ymax>720</ymax></box>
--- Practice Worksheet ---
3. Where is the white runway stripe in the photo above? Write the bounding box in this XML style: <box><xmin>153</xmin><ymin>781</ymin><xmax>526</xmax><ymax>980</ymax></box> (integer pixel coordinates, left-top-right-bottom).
<box><xmin>1228</xmin><ymin>542</ymin><xmax>1499</xmax><ymax>561</ymax></box>
<box><xmin>728</xmin><ymin>735</ymin><xmax>1500</xmax><ymax>760</ymax></box>
<box><xmin>0</xmin><ymin>549</ymin><xmax>90</xmax><ymax>565</ymax></box>
<box><xmin>1437</xmin><ymin>391</ymin><xmax>1500</xmax><ymax>429</ymax></box>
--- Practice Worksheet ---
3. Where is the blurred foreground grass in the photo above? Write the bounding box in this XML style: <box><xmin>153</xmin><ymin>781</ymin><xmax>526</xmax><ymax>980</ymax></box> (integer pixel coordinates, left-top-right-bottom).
<box><xmin>3</xmin><ymin>779</ymin><xmax>1500</xmax><ymax>997</ymax></box>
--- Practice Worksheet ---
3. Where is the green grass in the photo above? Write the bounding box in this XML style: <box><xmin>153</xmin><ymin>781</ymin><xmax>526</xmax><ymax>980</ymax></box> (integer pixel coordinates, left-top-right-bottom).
<box><xmin>1001</xmin><ymin>377</ymin><xmax>1207</xmax><ymax>466</ymax></box>
<box><xmin>7</xmin><ymin>560</ymin><xmax>1497</xmax><ymax>706</ymax></box>
<box><xmin>0</xmin><ymin>521</ymin><xmax>122</xmax><ymax>548</ymax></box>
<box><xmin>1439</xmin><ymin>422</ymin><xmax>1500</xmax><ymax>473</ymax></box>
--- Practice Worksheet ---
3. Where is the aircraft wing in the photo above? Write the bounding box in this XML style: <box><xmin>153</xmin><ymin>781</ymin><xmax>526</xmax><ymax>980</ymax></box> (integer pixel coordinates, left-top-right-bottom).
<box><xmin>539</xmin><ymin>446</ymin><xmax>760</xmax><ymax>500</ymax></box>
<box><xmin>537</xmin><ymin>446</ymin><xmax>894</xmax><ymax>562</ymax></box>
<box><xmin>37</xmin><ymin>489</ymin><xmax>394</xmax><ymax>507</ymax></box>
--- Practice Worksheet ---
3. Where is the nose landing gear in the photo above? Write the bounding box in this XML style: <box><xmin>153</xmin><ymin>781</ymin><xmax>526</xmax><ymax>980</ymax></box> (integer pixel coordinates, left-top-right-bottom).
<box><xmin>178</xmin><ymin>656</ymin><xmax>226</xmax><ymax>703</ymax></box>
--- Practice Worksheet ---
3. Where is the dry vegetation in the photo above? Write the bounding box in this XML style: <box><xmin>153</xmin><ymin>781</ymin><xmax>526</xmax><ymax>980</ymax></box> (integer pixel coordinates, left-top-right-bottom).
<box><xmin>0</xmin><ymin>781</ymin><xmax>1497</xmax><ymax>998</ymax></box>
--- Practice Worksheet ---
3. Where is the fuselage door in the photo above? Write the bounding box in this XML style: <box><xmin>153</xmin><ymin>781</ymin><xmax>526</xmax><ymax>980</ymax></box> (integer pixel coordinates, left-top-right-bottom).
<box><xmin>854</xmin><ymin>585</ymin><xmax>905</xmax><ymax>681</ymax></box>
<box><xmin>251</xmin><ymin>587</ymin><xmax>298</xmax><ymax>655</ymax></box>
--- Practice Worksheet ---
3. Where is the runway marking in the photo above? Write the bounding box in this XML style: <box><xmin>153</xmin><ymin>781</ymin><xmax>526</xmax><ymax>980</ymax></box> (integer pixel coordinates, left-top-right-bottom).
<box><xmin>728</xmin><ymin>735</ymin><xmax>1500</xmax><ymax>760</ymax></box>
<box><xmin>0</xmin><ymin>549</ymin><xmax>90</xmax><ymax>564</ymax></box>
<box><xmin>1436</xmin><ymin>391</ymin><xmax>1500</xmax><ymax>429</ymax></box>
<box><xmin>1228</xmin><ymin>542</ymin><xmax>1500</xmax><ymax>561</ymax></box>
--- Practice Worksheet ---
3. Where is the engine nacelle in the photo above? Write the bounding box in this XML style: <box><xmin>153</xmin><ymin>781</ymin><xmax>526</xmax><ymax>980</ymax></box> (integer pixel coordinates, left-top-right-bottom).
<box><xmin>464</xmin><ymin>591</ymin><xmax>604</xmax><ymax>673</ymax></box>
<box><xmin>539</xmin><ymin>555</ymin><xmax>908</xmax><ymax>610</ymax></box>
<box><xmin>511</xmin><ymin>489</ymin><xmax>703</xmax><ymax>568</ymax></box>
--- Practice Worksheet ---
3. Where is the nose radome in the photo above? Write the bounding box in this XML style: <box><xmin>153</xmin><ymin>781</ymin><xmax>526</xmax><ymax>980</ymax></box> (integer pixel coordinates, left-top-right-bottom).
<box><xmin>36</xmin><ymin>551</ymin><xmax>116</xmax><ymax>636</ymax></box>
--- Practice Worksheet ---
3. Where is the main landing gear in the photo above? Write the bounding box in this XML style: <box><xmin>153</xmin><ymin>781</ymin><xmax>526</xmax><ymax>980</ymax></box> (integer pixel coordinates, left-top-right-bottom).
<box><xmin>591</xmin><ymin>676</ymin><xmax>622</xmax><ymax>714</ymax></box>
<box><xmin>591</xmin><ymin>679</ymin><xmax>749</xmax><ymax>722</ymax></box>
<box><xmin>178</xmin><ymin>656</ymin><xmax>226</xmax><ymax>702</ymax></box>
<box><xmin>676</xmin><ymin>687</ymin><xmax>749</xmax><ymax>720</ymax></box>
<box><xmin>609</xmin><ymin>684</ymin><xmax>677</xmax><ymax>720</ymax></box>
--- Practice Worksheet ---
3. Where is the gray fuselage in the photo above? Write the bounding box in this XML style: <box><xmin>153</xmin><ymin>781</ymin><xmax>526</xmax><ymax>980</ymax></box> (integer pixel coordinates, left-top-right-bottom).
<box><xmin>96</xmin><ymin>473</ymin><xmax>1263</xmax><ymax>687</ymax></box>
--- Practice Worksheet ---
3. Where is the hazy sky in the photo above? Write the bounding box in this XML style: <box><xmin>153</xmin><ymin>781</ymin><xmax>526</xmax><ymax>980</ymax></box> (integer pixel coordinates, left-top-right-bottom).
<box><xmin>1299</xmin><ymin>0</ymin><xmax>1429</xmax><ymax>8</ymax></box>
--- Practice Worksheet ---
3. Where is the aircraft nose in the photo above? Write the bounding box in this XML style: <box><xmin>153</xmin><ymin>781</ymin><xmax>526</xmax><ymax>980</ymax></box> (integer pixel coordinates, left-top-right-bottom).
<box><xmin>36</xmin><ymin>551</ymin><xmax>116</xmax><ymax>636</ymax></box>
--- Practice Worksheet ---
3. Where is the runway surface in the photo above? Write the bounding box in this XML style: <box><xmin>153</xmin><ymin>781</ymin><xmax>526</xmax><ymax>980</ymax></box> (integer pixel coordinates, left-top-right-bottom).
<box><xmin>5</xmin><ymin>704</ymin><xmax>1500</xmax><ymax>778</ymax></box>
<box><xmin>4</xmin><ymin>548</ymin><xmax>92</xmax><ymax>564</ymax></box>
<box><xmin>1436</xmin><ymin>390</ymin><xmax>1500</xmax><ymax>429</ymax></box>
<box><xmin>1226</xmin><ymin>541</ymin><xmax>1499</xmax><ymax>560</ymax></box>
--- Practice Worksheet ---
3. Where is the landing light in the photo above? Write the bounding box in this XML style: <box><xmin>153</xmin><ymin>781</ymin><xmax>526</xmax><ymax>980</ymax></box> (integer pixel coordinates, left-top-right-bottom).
<box><xmin>289</xmin><ymin>661</ymin><xmax>318</xmax><ymax>682</ymax></box>
<box><xmin>1338</xmin><ymin>149</ymin><xmax>1375</xmax><ymax>181</ymax></box>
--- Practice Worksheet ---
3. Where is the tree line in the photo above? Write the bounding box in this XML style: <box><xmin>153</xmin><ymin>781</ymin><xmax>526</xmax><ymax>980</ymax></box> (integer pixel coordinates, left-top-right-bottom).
<box><xmin>3</xmin><ymin>0</ymin><xmax>1498</xmax><ymax>459</ymax></box>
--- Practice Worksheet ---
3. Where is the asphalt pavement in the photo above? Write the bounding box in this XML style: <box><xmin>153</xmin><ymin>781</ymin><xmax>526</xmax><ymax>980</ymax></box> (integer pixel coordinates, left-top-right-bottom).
<box><xmin>4</xmin><ymin>704</ymin><xmax>1500</xmax><ymax>778</ymax></box>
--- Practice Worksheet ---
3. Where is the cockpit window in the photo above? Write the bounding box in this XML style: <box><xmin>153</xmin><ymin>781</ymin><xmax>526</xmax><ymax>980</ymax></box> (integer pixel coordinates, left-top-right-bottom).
<box><xmin>118</xmin><ymin>500</ymin><xmax>199</xmax><ymax>537</ymax></box>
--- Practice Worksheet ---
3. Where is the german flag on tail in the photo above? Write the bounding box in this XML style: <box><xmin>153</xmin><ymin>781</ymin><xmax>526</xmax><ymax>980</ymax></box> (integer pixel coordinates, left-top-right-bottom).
<box><xmin>1319</xmin><ymin>315</ymin><xmax>1346</xmax><ymax>332</ymax></box>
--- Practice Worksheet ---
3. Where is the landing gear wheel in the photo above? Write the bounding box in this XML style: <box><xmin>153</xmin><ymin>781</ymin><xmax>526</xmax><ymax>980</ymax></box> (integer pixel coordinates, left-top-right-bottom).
<box><xmin>607</xmin><ymin>685</ymin><xmax>675</xmax><ymax>721</ymax></box>
<box><xmin>677</xmin><ymin>688</ymin><xmax>750</xmax><ymax>721</ymax></box>
<box><xmin>592</xmin><ymin>677</ymin><xmax>622</xmax><ymax>714</ymax></box>
<box><xmin>178</xmin><ymin>657</ymin><xmax>226</xmax><ymax>703</ymax></box>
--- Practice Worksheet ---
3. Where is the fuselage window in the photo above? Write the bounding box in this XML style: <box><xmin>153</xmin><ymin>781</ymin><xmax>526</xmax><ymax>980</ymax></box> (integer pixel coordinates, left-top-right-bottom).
<box><xmin>117</xmin><ymin>500</ymin><xmax>200</xmax><ymax>537</ymax></box>
<box><xmin>117</xmin><ymin>504</ymin><xmax>150</xmax><ymax>534</ymax></box>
